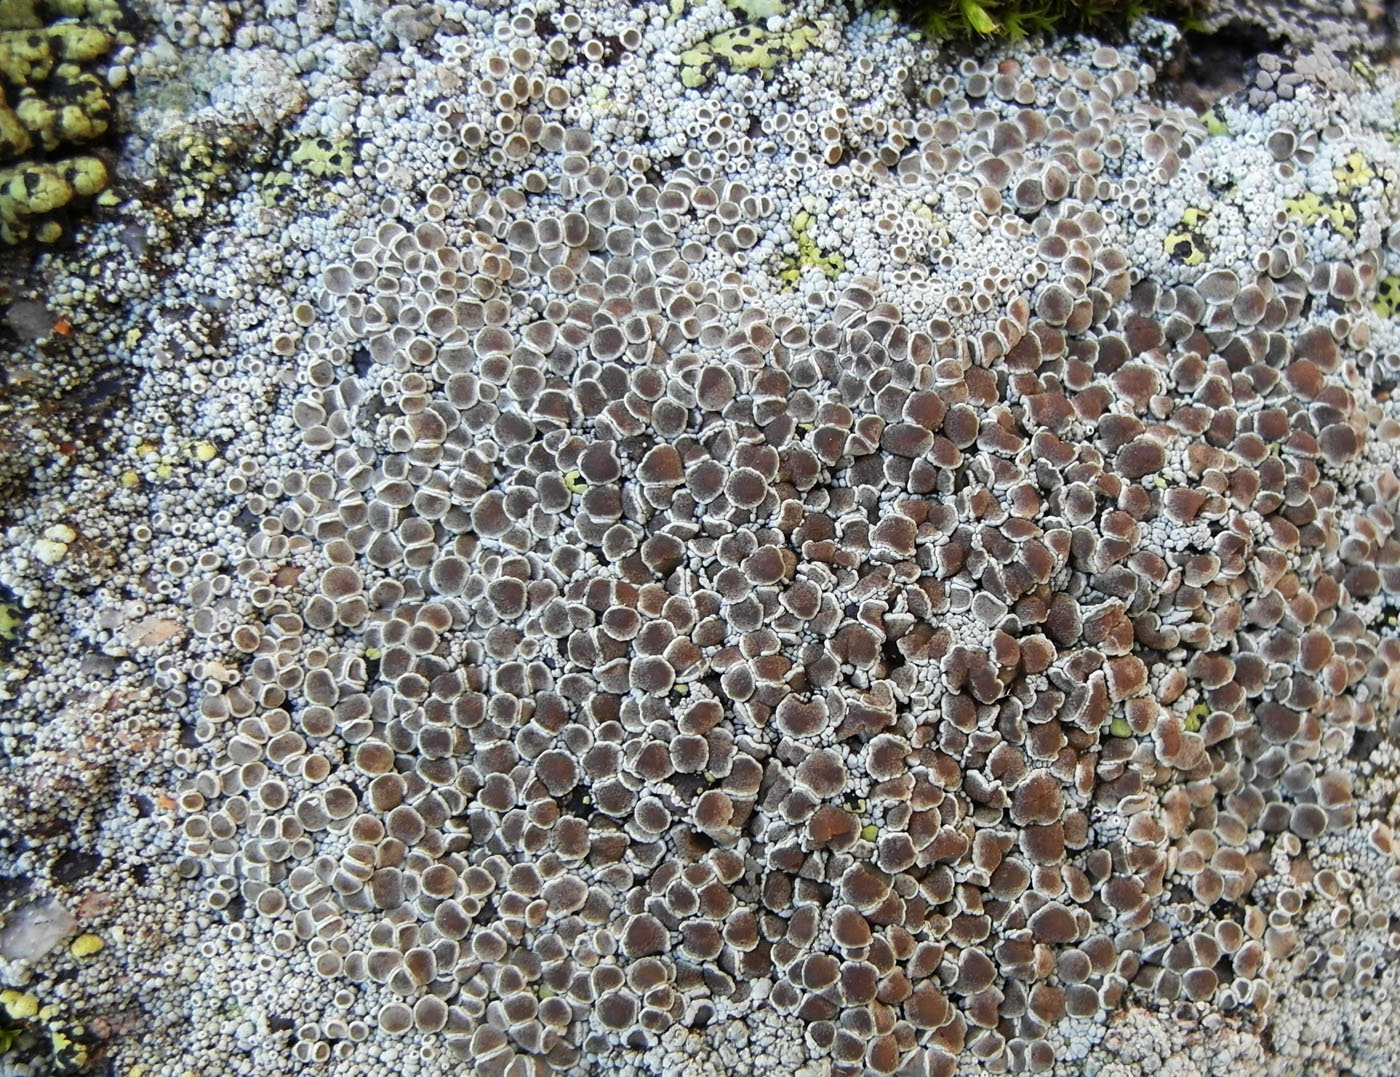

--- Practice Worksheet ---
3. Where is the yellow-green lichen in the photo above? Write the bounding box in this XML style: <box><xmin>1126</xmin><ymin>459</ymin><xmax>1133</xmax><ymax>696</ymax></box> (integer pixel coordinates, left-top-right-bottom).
<box><xmin>680</xmin><ymin>21</ymin><xmax>819</xmax><ymax>89</ymax></box>
<box><xmin>670</xmin><ymin>0</ymin><xmax>788</xmax><ymax>23</ymax></box>
<box><xmin>1284</xmin><ymin>190</ymin><xmax>1357</xmax><ymax>241</ymax></box>
<box><xmin>160</xmin><ymin>126</ymin><xmax>244</xmax><ymax>187</ymax></box>
<box><xmin>288</xmin><ymin>136</ymin><xmax>354</xmax><ymax>177</ymax></box>
<box><xmin>0</xmin><ymin>601</ymin><xmax>19</xmax><ymax>639</ymax></box>
<box><xmin>0</xmin><ymin>154</ymin><xmax>107</xmax><ymax>243</ymax></box>
<box><xmin>779</xmin><ymin>212</ymin><xmax>845</xmax><ymax>286</ymax></box>
<box><xmin>1333</xmin><ymin>152</ymin><xmax>1375</xmax><ymax>197</ymax></box>
<box><xmin>1201</xmin><ymin>104</ymin><xmax>1229</xmax><ymax>137</ymax></box>
<box><xmin>888</xmin><ymin>0</ymin><xmax>1213</xmax><ymax>41</ymax></box>
<box><xmin>1108</xmin><ymin>716</ymin><xmax>1133</xmax><ymax>737</ymax></box>
<box><xmin>14</xmin><ymin>64</ymin><xmax>111</xmax><ymax>149</ymax></box>
<box><xmin>260</xmin><ymin>136</ymin><xmax>355</xmax><ymax>206</ymax></box>
<box><xmin>68</xmin><ymin>933</ymin><xmax>103</xmax><ymax>958</ymax></box>
<box><xmin>0</xmin><ymin>1</ymin><xmax>120</xmax><ymax>243</ymax></box>
<box><xmin>1375</xmin><ymin>274</ymin><xmax>1400</xmax><ymax>317</ymax></box>
<box><xmin>0</xmin><ymin>991</ymin><xmax>38</xmax><ymax>1021</ymax></box>
<box><xmin>1163</xmin><ymin>206</ymin><xmax>1210</xmax><ymax>267</ymax></box>
<box><xmin>0</xmin><ymin>990</ymin><xmax>88</xmax><ymax>1074</ymax></box>
<box><xmin>0</xmin><ymin>0</ymin><xmax>43</xmax><ymax>29</ymax></box>
<box><xmin>1185</xmin><ymin>702</ymin><xmax>1208</xmax><ymax>733</ymax></box>
<box><xmin>39</xmin><ymin>0</ymin><xmax>124</xmax><ymax>33</ymax></box>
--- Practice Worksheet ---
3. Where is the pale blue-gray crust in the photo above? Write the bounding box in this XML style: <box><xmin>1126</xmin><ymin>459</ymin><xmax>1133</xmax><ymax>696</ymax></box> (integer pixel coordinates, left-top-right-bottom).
<box><xmin>2</xmin><ymin>2</ymin><xmax>1400</xmax><ymax>1076</ymax></box>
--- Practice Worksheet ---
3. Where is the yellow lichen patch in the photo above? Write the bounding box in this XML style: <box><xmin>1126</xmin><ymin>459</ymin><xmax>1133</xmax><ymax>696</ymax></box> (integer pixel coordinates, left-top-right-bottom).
<box><xmin>49</xmin><ymin>1025</ymin><xmax>88</xmax><ymax>1070</ymax></box>
<box><xmin>0</xmin><ymin>155</ymin><xmax>107</xmax><ymax>243</ymax></box>
<box><xmin>670</xmin><ymin>0</ymin><xmax>787</xmax><ymax>23</ymax></box>
<box><xmin>729</xmin><ymin>0</ymin><xmax>787</xmax><ymax>16</ymax></box>
<box><xmin>192</xmin><ymin>441</ymin><xmax>217</xmax><ymax>462</ymax></box>
<box><xmin>0</xmin><ymin>991</ymin><xmax>38</xmax><ymax>1020</ymax></box>
<box><xmin>288</xmin><ymin>136</ymin><xmax>354</xmax><ymax>178</ymax></box>
<box><xmin>779</xmin><ymin>212</ymin><xmax>845</xmax><ymax>286</ymax></box>
<box><xmin>0</xmin><ymin>602</ymin><xmax>19</xmax><ymax>639</ymax></box>
<box><xmin>1164</xmin><ymin>206</ymin><xmax>1211</xmax><ymax>267</ymax></box>
<box><xmin>680</xmin><ymin>20</ymin><xmax>819</xmax><ymax>88</ymax></box>
<box><xmin>1333</xmin><ymin>152</ymin><xmax>1375</xmax><ymax>197</ymax></box>
<box><xmin>1285</xmin><ymin>190</ymin><xmax>1357</xmax><ymax>240</ymax></box>
<box><xmin>1352</xmin><ymin>57</ymin><xmax>1379</xmax><ymax>87</ymax></box>
<box><xmin>68</xmin><ymin>933</ymin><xmax>103</xmax><ymax>958</ymax></box>
<box><xmin>160</xmin><ymin>126</ymin><xmax>244</xmax><ymax>190</ymax></box>
<box><xmin>1201</xmin><ymin>104</ymin><xmax>1229</xmax><ymax>137</ymax></box>
<box><xmin>0</xmin><ymin>2</ymin><xmax>117</xmax><ymax>244</ymax></box>
<box><xmin>1376</xmin><ymin>274</ymin><xmax>1400</xmax><ymax>317</ymax></box>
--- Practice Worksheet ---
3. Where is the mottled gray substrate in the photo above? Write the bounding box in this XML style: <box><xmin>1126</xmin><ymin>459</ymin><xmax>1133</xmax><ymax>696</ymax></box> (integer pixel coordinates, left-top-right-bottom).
<box><xmin>3</xmin><ymin>2</ymin><xmax>1400</xmax><ymax>1075</ymax></box>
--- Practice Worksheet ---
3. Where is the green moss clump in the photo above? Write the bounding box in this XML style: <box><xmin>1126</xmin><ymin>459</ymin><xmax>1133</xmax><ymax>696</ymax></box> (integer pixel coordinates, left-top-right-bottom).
<box><xmin>885</xmin><ymin>0</ymin><xmax>1212</xmax><ymax>41</ymax></box>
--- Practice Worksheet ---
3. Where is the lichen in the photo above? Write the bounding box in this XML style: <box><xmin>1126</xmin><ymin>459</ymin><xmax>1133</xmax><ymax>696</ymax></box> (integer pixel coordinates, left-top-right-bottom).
<box><xmin>0</xmin><ymin>0</ymin><xmax>126</xmax><ymax>243</ymax></box>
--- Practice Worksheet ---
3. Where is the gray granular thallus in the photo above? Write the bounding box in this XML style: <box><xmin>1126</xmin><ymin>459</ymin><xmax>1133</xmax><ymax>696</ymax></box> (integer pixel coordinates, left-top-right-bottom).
<box><xmin>4</xmin><ymin>1</ymin><xmax>1400</xmax><ymax>1076</ymax></box>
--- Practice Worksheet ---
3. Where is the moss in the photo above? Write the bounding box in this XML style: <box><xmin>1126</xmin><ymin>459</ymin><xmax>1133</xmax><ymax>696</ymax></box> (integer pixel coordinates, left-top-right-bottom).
<box><xmin>884</xmin><ymin>0</ymin><xmax>1212</xmax><ymax>41</ymax></box>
